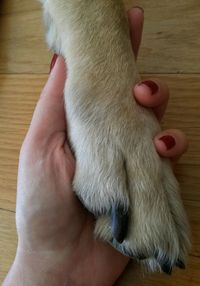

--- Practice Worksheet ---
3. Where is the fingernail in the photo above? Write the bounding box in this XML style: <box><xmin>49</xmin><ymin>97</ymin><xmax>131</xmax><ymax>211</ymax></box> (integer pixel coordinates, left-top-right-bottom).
<box><xmin>159</xmin><ymin>135</ymin><xmax>176</xmax><ymax>150</ymax></box>
<box><xmin>138</xmin><ymin>80</ymin><xmax>159</xmax><ymax>95</ymax></box>
<box><xmin>133</xmin><ymin>6</ymin><xmax>144</xmax><ymax>13</ymax></box>
<box><xmin>49</xmin><ymin>54</ymin><xmax>58</xmax><ymax>73</ymax></box>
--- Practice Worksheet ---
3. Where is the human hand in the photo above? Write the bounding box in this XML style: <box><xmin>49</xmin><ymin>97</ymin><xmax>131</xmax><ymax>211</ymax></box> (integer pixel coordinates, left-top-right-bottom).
<box><xmin>3</xmin><ymin>7</ymin><xmax>188</xmax><ymax>286</ymax></box>
<box><xmin>128</xmin><ymin>8</ymin><xmax>188</xmax><ymax>161</ymax></box>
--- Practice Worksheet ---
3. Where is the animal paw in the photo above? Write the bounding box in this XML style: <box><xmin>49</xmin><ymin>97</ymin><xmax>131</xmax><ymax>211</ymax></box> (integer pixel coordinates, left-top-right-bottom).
<box><xmin>94</xmin><ymin>156</ymin><xmax>191</xmax><ymax>274</ymax></box>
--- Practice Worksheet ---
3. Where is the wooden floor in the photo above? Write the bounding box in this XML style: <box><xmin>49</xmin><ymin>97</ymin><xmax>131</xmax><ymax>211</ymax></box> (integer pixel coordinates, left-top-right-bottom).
<box><xmin>0</xmin><ymin>0</ymin><xmax>200</xmax><ymax>285</ymax></box>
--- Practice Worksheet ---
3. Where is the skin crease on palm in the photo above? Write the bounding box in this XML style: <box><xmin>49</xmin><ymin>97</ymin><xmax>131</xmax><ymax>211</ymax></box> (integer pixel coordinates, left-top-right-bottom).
<box><xmin>3</xmin><ymin>7</ymin><xmax>188</xmax><ymax>286</ymax></box>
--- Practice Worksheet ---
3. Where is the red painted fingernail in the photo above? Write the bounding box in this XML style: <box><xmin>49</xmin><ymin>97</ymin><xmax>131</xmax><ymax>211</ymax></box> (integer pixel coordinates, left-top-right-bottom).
<box><xmin>139</xmin><ymin>80</ymin><xmax>159</xmax><ymax>95</ymax></box>
<box><xmin>50</xmin><ymin>54</ymin><xmax>58</xmax><ymax>73</ymax></box>
<box><xmin>159</xmin><ymin>135</ymin><xmax>176</xmax><ymax>150</ymax></box>
<box><xmin>133</xmin><ymin>6</ymin><xmax>144</xmax><ymax>13</ymax></box>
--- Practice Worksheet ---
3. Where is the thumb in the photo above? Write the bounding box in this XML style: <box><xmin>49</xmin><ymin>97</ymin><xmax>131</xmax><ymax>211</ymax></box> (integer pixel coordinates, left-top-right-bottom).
<box><xmin>27</xmin><ymin>56</ymin><xmax>67</xmax><ymax>143</ymax></box>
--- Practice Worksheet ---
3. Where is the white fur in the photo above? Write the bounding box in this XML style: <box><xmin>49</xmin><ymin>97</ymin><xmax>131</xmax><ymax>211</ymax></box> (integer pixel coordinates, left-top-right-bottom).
<box><xmin>40</xmin><ymin>0</ymin><xmax>191</xmax><ymax>273</ymax></box>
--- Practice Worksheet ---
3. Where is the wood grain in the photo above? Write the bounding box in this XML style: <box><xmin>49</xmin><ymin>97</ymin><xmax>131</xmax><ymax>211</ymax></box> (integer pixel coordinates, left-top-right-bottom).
<box><xmin>0</xmin><ymin>0</ymin><xmax>51</xmax><ymax>74</ymax></box>
<box><xmin>0</xmin><ymin>210</ymin><xmax>17</xmax><ymax>282</ymax></box>
<box><xmin>0</xmin><ymin>0</ymin><xmax>200</xmax><ymax>74</ymax></box>
<box><xmin>125</xmin><ymin>0</ymin><xmax>200</xmax><ymax>74</ymax></box>
<box><xmin>0</xmin><ymin>0</ymin><xmax>200</xmax><ymax>285</ymax></box>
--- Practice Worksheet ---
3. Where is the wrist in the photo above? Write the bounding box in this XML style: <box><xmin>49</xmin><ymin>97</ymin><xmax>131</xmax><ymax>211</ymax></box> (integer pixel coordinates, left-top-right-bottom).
<box><xmin>3</xmin><ymin>248</ymin><xmax>71</xmax><ymax>286</ymax></box>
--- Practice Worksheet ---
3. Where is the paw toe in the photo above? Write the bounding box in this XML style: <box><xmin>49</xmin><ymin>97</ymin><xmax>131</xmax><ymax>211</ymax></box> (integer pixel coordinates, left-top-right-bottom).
<box><xmin>154</xmin><ymin>252</ymin><xmax>173</xmax><ymax>275</ymax></box>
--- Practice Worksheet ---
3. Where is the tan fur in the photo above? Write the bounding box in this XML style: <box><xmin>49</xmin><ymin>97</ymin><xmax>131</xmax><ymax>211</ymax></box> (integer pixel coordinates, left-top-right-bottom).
<box><xmin>40</xmin><ymin>0</ymin><xmax>191</xmax><ymax>273</ymax></box>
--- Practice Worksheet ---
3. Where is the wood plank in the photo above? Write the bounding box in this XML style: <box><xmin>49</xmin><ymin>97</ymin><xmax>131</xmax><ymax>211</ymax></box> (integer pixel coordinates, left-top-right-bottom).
<box><xmin>176</xmin><ymin>165</ymin><xmax>200</xmax><ymax>203</ymax></box>
<box><xmin>0</xmin><ymin>0</ymin><xmax>51</xmax><ymax>74</ymax></box>
<box><xmin>0</xmin><ymin>209</ymin><xmax>17</xmax><ymax>283</ymax></box>
<box><xmin>125</xmin><ymin>0</ymin><xmax>200</xmax><ymax>74</ymax></box>
<box><xmin>1</xmin><ymin>0</ymin><xmax>200</xmax><ymax>74</ymax></box>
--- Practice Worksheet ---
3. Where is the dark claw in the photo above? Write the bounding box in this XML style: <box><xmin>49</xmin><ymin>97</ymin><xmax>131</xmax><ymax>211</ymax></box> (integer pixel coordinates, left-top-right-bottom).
<box><xmin>135</xmin><ymin>253</ymin><xmax>147</xmax><ymax>261</ymax></box>
<box><xmin>111</xmin><ymin>205</ymin><xmax>129</xmax><ymax>244</ymax></box>
<box><xmin>110</xmin><ymin>238</ymin><xmax>134</xmax><ymax>258</ymax></box>
<box><xmin>161</xmin><ymin>262</ymin><xmax>172</xmax><ymax>275</ymax></box>
<box><xmin>176</xmin><ymin>259</ymin><xmax>186</xmax><ymax>269</ymax></box>
<box><xmin>154</xmin><ymin>250</ymin><xmax>159</xmax><ymax>259</ymax></box>
<box><xmin>154</xmin><ymin>252</ymin><xmax>172</xmax><ymax>275</ymax></box>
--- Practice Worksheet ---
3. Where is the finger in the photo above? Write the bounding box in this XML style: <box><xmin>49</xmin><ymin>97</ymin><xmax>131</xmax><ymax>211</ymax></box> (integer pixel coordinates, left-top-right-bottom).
<box><xmin>154</xmin><ymin>129</ymin><xmax>189</xmax><ymax>161</ymax></box>
<box><xmin>27</xmin><ymin>56</ymin><xmax>67</xmax><ymax>142</ymax></box>
<box><xmin>128</xmin><ymin>7</ymin><xmax>144</xmax><ymax>59</ymax></box>
<box><xmin>134</xmin><ymin>78</ymin><xmax>170</xmax><ymax>121</ymax></box>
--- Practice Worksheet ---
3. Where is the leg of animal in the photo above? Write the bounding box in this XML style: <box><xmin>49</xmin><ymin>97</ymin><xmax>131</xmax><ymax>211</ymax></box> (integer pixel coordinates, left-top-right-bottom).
<box><xmin>40</xmin><ymin>0</ymin><xmax>191</xmax><ymax>273</ymax></box>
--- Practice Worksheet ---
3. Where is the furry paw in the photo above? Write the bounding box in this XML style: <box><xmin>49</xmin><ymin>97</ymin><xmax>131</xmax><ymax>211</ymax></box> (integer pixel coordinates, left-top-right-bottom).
<box><xmin>40</xmin><ymin>0</ymin><xmax>190</xmax><ymax>274</ymax></box>
<box><xmin>41</xmin><ymin>0</ymin><xmax>62</xmax><ymax>54</ymax></box>
<box><xmin>70</xmin><ymin>109</ymin><xmax>190</xmax><ymax>273</ymax></box>
<box><xmin>94</xmin><ymin>156</ymin><xmax>191</xmax><ymax>274</ymax></box>
<box><xmin>73</xmin><ymin>140</ymin><xmax>130</xmax><ymax>243</ymax></box>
